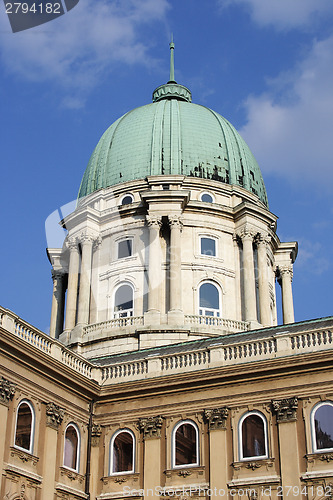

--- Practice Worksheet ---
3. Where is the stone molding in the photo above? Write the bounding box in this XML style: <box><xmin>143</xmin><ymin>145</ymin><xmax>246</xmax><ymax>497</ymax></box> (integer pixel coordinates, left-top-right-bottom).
<box><xmin>10</xmin><ymin>446</ymin><xmax>39</xmax><ymax>466</ymax></box>
<box><xmin>0</xmin><ymin>376</ymin><xmax>16</xmax><ymax>406</ymax></box>
<box><xmin>146</xmin><ymin>215</ymin><xmax>162</xmax><ymax>228</ymax></box>
<box><xmin>271</xmin><ymin>397</ymin><xmax>298</xmax><ymax>422</ymax></box>
<box><xmin>46</xmin><ymin>402</ymin><xmax>65</xmax><ymax>429</ymax></box>
<box><xmin>137</xmin><ymin>415</ymin><xmax>163</xmax><ymax>439</ymax></box>
<box><xmin>91</xmin><ymin>423</ymin><xmax>102</xmax><ymax>447</ymax></box>
<box><xmin>203</xmin><ymin>407</ymin><xmax>229</xmax><ymax>430</ymax></box>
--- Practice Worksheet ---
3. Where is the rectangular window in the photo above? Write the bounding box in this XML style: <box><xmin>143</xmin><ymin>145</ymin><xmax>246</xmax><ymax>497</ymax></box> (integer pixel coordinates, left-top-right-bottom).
<box><xmin>118</xmin><ymin>239</ymin><xmax>133</xmax><ymax>259</ymax></box>
<box><xmin>200</xmin><ymin>237</ymin><xmax>216</xmax><ymax>257</ymax></box>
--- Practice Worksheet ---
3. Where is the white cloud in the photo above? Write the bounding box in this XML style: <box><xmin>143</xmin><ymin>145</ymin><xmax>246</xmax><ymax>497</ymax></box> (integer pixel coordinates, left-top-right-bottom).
<box><xmin>295</xmin><ymin>239</ymin><xmax>330</xmax><ymax>275</ymax></box>
<box><xmin>219</xmin><ymin>0</ymin><xmax>333</xmax><ymax>30</ymax></box>
<box><xmin>0</xmin><ymin>0</ymin><xmax>170</xmax><ymax>106</ymax></box>
<box><xmin>239</xmin><ymin>35</ymin><xmax>333</xmax><ymax>186</ymax></box>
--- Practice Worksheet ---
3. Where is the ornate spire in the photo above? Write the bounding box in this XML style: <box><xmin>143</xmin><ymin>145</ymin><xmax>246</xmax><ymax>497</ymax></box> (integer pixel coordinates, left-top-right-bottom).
<box><xmin>168</xmin><ymin>34</ymin><xmax>176</xmax><ymax>83</ymax></box>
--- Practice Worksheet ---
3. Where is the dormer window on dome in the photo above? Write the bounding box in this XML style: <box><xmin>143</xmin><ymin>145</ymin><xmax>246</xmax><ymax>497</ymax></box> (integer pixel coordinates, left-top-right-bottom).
<box><xmin>121</xmin><ymin>194</ymin><xmax>134</xmax><ymax>205</ymax></box>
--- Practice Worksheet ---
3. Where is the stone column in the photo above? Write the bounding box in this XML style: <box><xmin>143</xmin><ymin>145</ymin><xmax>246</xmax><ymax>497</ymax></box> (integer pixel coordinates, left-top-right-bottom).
<box><xmin>50</xmin><ymin>270</ymin><xmax>66</xmax><ymax>338</ymax></box>
<box><xmin>256</xmin><ymin>234</ymin><xmax>271</xmax><ymax>327</ymax></box>
<box><xmin>239</xmin><ymin>229</ymin><xmax>257</xmax><ymax>322</ymax></box>
<box><xmin>272</xmin><ymin>398</ymin><xmax>301</xmax><ymax>492</ymax></box>
<box><xmin>0</xmin><ymin>377</ymin><xmax>16</xmax><ymax>475</ymax></box>
<box><xmin>64</xmin><ymin>237</ymin><xmax>80</xmax><ymax>331</ymax></box>
<box><xmin>42</xmin><ymin>402</ymin><xmax>64</xmax><ymax>500</ymax></box>
<box><xmin>89</xmin><ymin>237</ymin><xmax>102</xmax><ymax>325</ymax></box>
<box><xmin>89</xmin><ymin>424</ymin><xmax>102</xmax><ymax>500</ymax></box>
<box><xmin>137</xmin><ymin>416</ymin><xmax>163</xmax><ymax>499</ymax></box>
<box><xmin>168</xmin><ymin>215</ymin><xmax>183</xmax><ymax>316</ymax></box>
<box><xmin>204</xmin><ymin>408</ymin><xmax>229</xmax><ymax>495</ymax></box>
<box><xmin>279</xmin><ymin>265</ymin><xmax>295</xmax><ymax>324</ymax></box>
<box><xmin>77</xmin><ymin>233</ymin><xmax>94</xmax><ymax>326</ymax></box>
<box><xmin>146</xmin><ymin>216</ymin><xmax>162</xmax><ymax>312</ymax></box>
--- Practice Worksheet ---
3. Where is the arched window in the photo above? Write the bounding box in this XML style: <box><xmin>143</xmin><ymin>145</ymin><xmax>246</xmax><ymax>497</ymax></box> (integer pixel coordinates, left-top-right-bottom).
<box><xmin>200</xmin><ymin>237</ymin><xmax>216</xmax><ymax>257</ymax></box>
<box><xmin>239</xmin><ymin>412</ymin><xmax>268</xmax><ymax>460</ymax></box>
<box><xmin>172</xmin><ymin>420</ymin><xmax>199</xmax><ymax>468</ymax></box>
<box><xmin>63</xmin><ymin>424</ymin><xmax>80</xmax><ymax>471</ymax></box>
<box><xmin>312</xmin><ymin>402</ymin><xmax>333</xmax><ymax>452</ymax></box>
<box><xmin>14</xmin><ymin>400</ymin><xmax>34</xmax><ymax>453</ymax></box>
<box><xmin>200</xmin><ymin>192</ymin><xmax>214</xmax><ymax>203</ymax></box>
<box><xmin>121</xmin><ymin>194</ymin><xmax>134</xmax><ymax>206</ymax></box>
<box><xmin>110</xmin><ymin>429</ymin><xmax>135</xmax><ymax>474</ymax></box>
<box><xmin>199</xmin><ymin>282</ymin><xmax>221</xmax><ymax>317</ymax></box>
<box><xmin>114</xmin><ymin>284</ymin><xmax>134</xmax><ymax>318</ymax></box>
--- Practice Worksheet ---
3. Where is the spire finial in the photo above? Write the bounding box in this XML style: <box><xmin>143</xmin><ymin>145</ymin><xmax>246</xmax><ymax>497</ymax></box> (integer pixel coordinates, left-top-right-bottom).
<box><xmin>168</xmin><ymin>34</ymin><xmax>176</xmax><ymax>83</ymax></box>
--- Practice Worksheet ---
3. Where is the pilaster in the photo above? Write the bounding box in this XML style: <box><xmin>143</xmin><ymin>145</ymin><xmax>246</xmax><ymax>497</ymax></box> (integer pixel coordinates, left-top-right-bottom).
<box><xmin>64</xmin><ymin>237</ymin><xmax>80</xmax><ymax>331</ymax></box>
<box><xmin>0</xmin><ymin>377</ymin><xmax>16</xmax><ymax>476</ymax></box>
<box><xmin>145</xmin><ymin>215</ymin><xmax>163</xmax><ymax>323</ymax></box>
<box><xmin>204</xmin><ymin>408</ymin><xmax>229</xmax><ymax>495</ymax></box>
<box><xmin>278</xmin><ymin>265</ymin><xmax>295</xmax><ymax>324</ymax></box>
<box><xmin>168</xmin><ymin>214</ymin><xmax>184</xmax><ymax>324</ymax></box>
<box><xmin>42</xmin><ymin>402</ymin><xmax>65</xmax><ymax>500</ymax></box>
<box><xmin>138</xmin><ymin>416</ymin><xmax>164</xmax><ymax>499</ymax></box>
<box><xmin>237</xmin><ymin>227</ymin><xmax>257</xmax><ymax>322</ymax></box>
<box><xmin>256</xmin><ymin>233</ymin><xmax>271</xmax><ymax>327</ymax></box>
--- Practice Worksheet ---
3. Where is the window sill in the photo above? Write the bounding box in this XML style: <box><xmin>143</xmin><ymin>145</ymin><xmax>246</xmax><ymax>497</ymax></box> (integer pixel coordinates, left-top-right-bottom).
<box><xmin>10</xmin><ymin>446</ymin><xmax>39</xmax><ymax>466</ymax></box>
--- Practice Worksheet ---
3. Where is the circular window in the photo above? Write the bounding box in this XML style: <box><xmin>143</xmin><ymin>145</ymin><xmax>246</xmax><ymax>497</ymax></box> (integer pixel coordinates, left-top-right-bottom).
<box><xmin>121</xmin><ymin>195</ymin><xmax>134</xmax><ymax>205</ymax></box>
<box><xmin>200</xmin><ymin>192</ymin><xmax>214</xmax><ymax>203</ymax></box>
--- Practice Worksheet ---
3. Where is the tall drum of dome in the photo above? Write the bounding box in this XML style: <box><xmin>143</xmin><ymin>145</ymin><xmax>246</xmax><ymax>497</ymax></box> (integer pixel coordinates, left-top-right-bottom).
<box><xmin>78</xmin><ymin>41</ymin><xmax>268</xmax><ymax>207</ymax></box>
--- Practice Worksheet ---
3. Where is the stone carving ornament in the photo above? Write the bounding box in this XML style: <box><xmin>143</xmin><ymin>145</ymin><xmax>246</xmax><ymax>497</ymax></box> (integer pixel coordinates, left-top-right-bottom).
<box><xmin>137</xmin><ymin>415</ymin><xmax>164</xmax><ymax>438</ymax></box>
<box><xmin>203</xmin><ymin>407</ymin><xmax>229</xmax><ymax>430</ymax></box>
<box><xmin>271</xmin><ymin>397</ymin><xmax>298</xmax><ymax>422</ymax></box>
<box><xmin>0</xmin><ymin>377</ymin><xmax>16</xmax><ymax>405</ymax></box>
<box><xmin>46</xmin><ymin>402</ymin><xmax>65</xmax><ymax>429</ymax></box>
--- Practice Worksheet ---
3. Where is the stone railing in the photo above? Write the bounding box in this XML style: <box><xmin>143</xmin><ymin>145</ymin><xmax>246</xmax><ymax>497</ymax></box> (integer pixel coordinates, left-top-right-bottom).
<box><xmin>184</xmin><ymin>315</ymin><xmax>249</xmax><ymax>332</ymax></box>
<box><xmin>1</xmin><ymin>306</ymin><xmax>333</xmax><ymax>386</ymax></box>
<box><xmin>83</xmin><ymin>316</ymin><xmax>144</xmax><ymax>335</ymax></box>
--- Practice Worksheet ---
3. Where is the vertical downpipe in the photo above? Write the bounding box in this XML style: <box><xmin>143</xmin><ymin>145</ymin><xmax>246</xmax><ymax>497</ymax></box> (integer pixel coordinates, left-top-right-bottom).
<box><xmin>85</xmin><ymin>400</ymin><xmax>94</xmax><ymax>499</ymax></box>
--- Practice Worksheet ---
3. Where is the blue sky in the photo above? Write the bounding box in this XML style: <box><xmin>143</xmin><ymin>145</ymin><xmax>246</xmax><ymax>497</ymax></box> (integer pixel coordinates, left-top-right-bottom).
<box><xmin>0</xmin><ymin>0</ymin><xmax>332</xmax><ymax>332</ymax></box>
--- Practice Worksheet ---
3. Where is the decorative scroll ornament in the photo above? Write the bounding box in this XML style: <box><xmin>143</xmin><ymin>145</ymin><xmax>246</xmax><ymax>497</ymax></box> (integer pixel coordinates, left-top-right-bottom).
<box><xmin>203</xmin><ymin>407</ymin><xmax>230</xmax><ymax>430</ymax></box>
<box><xmin>0</xmin><ymin>377</ymin><xmax>16</xmax><ymax>405</ymax></box>
<box><xmin>46</xmin><ymin>402</ymin><xmax>65</xmax><ymax>429</ymax></box>
<box><xmin>271</xmin><ymin>397</ymin><xmax>298</xmax><ymax>422</ymax></box>
<box><xmin>137</xmin><ymin>415</ymin><xmax>164</xmax><ymax>439</ymax></box>
<box><xmin>246</xmin><ymin>462</ymin><xmax>262</xmax><ymax>471</ymax></box>
<box><xmin>178</xmin><ymin>470</ymin><xmax>192</xmax><ymax>477</ymax></box>
<box><xmin>146</xmin><ymin>215</ymin><xmax>162</xmax><ymax>228</ymax></box>
<box><xmin>91</xmin><ymin>423</ymin><xmax>102</xmax><ymax>447</ymax></box>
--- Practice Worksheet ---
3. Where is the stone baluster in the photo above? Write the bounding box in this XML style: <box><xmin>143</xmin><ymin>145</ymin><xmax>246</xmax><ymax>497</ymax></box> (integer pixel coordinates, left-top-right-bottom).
<box><xmin>49</xmin><ymin>270</ymin><xmax>66</xmax><ymax>338</ymax></box>
<box><xmin>278</xmin><ymin>265</ymin><xmax>295</xmax><ymax>324</ymax></box>
<box><xmin>256</xmin><ymin>233</ymin><xmax>271</xmax><ymax>327</ymax></box>
<box><xmin>146</xmin><ymin>215</ymin><xmax>162</xmax><ymax>312</ymax></box>
<box><xmin>64</xmin><ymin>237</ymin><xmax>80</xmax><ymax>331</ymax></box>
<box><xmin>168</xmin><ymin>215</ymin><xmax>183</xmax><ymax>312</ymax></box>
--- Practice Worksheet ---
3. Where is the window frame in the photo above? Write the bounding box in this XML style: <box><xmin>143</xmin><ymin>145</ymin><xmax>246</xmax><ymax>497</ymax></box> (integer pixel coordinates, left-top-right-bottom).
<box><xmin>200</xmin><ymin>192</ymin><xmax>215</xmax><ymax>203</ymax></box>
<box><xmin>113</xmin><ymin>282</ymin><xmax>134</xmax><ymax>318</ymax></box>
<box><xmin>311</xmin><ymin>401</ymin><xmax>333</xmax><ymax>453</ymax></box>
<box><xmin>117</xmin><ymin>237</ymin><xmax>133</xmax><ymax>260</ymax></box>
<box><xmin>198</xmin><ymin>280</ymin><xmax>222</xmax><ymax>317</ymax></box>
<box><xmin>200</xmin><ymin>236</ymin><xmax>217</xmax><ymax>258</ymax></box>
<box><xmin>238</xmin><ymin>411</ymin><xmax>268</xmax><ymax>461</ymax></box>
<box><xmin>14</xmin><ymin>399</ymin><xmax>35</xmax><ymax>454</ymax></box>
<box><xmin>63</xmin><ymin>423</ymin><xmax>80</xmax><ymax>472</ymax></box>
<box><xmin>109</xmin><ymin>428</ymin><xmax>136</xmax><ymax>476</ymax></box>
<box><xmin>120</xmin><ymin>194</ymin><xmax>134</xmax><ymax>206</ymax></box>
<box><xmin>172</xmin><ymin>419</ymin><xmax>199</xmax><ymax>469</ymax></box>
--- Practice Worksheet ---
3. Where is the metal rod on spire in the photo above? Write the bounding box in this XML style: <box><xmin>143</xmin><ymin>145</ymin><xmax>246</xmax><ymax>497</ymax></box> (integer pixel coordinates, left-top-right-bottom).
<box><xmin>169</xmin><ymin>34</ymin><xmax>176</xmax><ymax>83</ymax></box>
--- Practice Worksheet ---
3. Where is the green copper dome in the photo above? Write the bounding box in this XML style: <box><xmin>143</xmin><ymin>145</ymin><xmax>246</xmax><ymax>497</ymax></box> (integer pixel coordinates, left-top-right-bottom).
<box><xmin>79</xmin><ymin>44</ymin><xmax>268</xmax><ymax>206</ymax></box>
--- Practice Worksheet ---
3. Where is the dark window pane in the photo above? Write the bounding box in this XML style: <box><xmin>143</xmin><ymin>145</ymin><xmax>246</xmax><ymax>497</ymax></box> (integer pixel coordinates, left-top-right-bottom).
<box><xmin>201</xmin><ymin>193</ymin><xmax>213</xmax><ymax>203</ymax></box>
<box><xmin>15</xmin><ymin>403</ymin><xmax>32</xmax><ymax>451</ymax></box>
<box><xmin>122</xmin><ymin>196</ymin><xmax>133</xmax><ymax>205</ymax></box>
<box><xmin>199</xmin><ymin>283</ymin><xmax>219</xmax><ymax>309</ymax></box>
<box><xmin>315</xmin><ymin>405</ymin><xmax>333</xmax><ymax>450</ymax></box>
<box><xmin>175</xmin><ymin>423</ymin><xmax>197</xmax><ymax>466</ymax></box>
<box><xmin>113</xmin><ymin>432</ymin><xmax>134</xmax><ymax>472</ymax></box>
<box><xmin>64</xmin><ymin>426</ymin><xmax>78</xmax><ymax>469</ymax></box>
<box><xmin>242</xmin><ymin>414</ymin><xmax>266</xmax><ymax>458</ymax></box>
<box><xmin>115</xmin><ymin>285</ymin><xmax>133</xmax><ymax>312</ymax></box>
<box><xmin>201</xmin><ymin>238</ymin><xmax>216</xmax><ymax>256</ymax></box>
<box><xmin>118</xmin><ymin>239</ymin><xmax>132</xmax><ymax>259</ymax></box>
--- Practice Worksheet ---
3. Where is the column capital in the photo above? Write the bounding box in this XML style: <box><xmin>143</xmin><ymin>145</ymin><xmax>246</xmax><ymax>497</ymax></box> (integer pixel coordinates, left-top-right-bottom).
<box><xmin>93</xmin><ymin>236</ymin><xmax>102</xmax><ymax>252</ymax></box>
<box><xmin>0</xmin><ymin>377</ymin><xmax>16</xmax><ymax>406</ymax></box>
<box><xmin>277</xmin><ymin>264</ymin><xmax>293</xmax><ymax>281</ymax></box>
<box><xmin>46</xmin><ymin>402</ymin><xmax>65</xmax><ymax>429</ymax></box>
<box><xmin>77</xmin><ymin>230</ymin><xmax>96</xmax><ymax>245</ymax></box>
<box><xmin>168</xmin><ymin>214</ymin><xmax>183</xmax><ymax>228</ymax></box>
<box><xmin>204</xmin><ymin>407</ymin><xmax>230</xmax><ymax>430</ymax></box>
<box><xmin>146</xmin><ymin>214</ymin><xmax>162</xmax><ymax>228</ymax></box>
<box><xmin>66</xmin><ymin>236</ymin><xmax>79</xmax><ymax>251</ymax></box>
<box><xmin>137</xmin><ymin>415</ymin><xmax>164</xmax><ymax>439</ymax></box>
<box><xmin>271</xmin><ymin>397</ymin><xmax>298</xmax><ymax>423</ymax></box>
<box><xmin>91</xmin><ymin>423</ymin><xmax>102</xmax><ymax>446</ymax></box>
<box><xmin>51</xmin><ymin>269</ymin><xmax>66</xmax><ymax>283</ymax></box>
<box><xmin>255</xmin><ymin>232</ymin><xmax>271</xmax><ymax>246</ymax></box>
<box><xmin>236</xmin><ymin>226</ymin><xmax>256</xmax><ymax>242</ymax></box>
